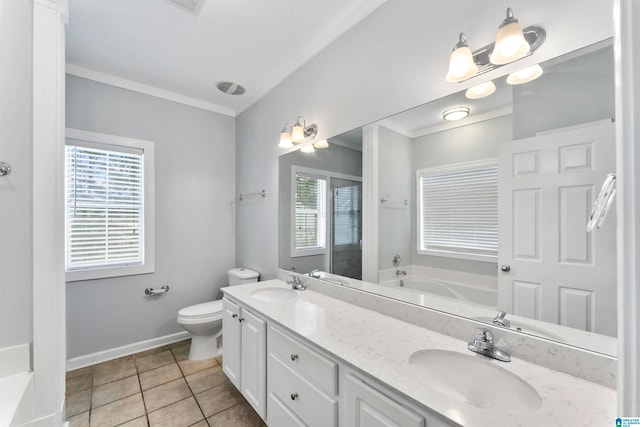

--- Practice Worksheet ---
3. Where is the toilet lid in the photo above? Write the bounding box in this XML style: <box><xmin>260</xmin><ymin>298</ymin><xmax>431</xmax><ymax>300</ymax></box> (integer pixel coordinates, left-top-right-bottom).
<box><xmin>178</xmin><ymin>300</ymin><xmax>223</xmax><ymax>317</ymax></box>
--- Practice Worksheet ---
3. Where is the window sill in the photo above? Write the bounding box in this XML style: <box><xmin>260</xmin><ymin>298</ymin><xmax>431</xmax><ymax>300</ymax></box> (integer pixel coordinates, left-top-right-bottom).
<box><xmin>417</xmin><ymin>249</ymin><xmax>497</xmax><ymax>263</ymax></box>
<box><xmin>66</xmin><ymin>263</ymin><xmax>154</xmax><ymax>282</ymax></box>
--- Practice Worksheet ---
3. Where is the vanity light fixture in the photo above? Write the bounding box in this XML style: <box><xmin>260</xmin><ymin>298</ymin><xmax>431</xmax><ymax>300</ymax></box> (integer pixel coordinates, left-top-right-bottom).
<box><xmin>506</xmin><ymin>64</ymin><xmax>543</xmax><ymax>85</ymax></box>
<box><xmin>300</xmin><ymin>144</ymin><xmax>315</xmax><ymax>153</ymax></box>
<box><xmin>444</xmin><ymin>8</ymin><xmax>545</xmax><ymax>83</ymax></box>
<box><xmin>442</xmin><ymin>106</ymin><xmax>470</xmax><ymax>121</ymax></box>
<box><xmin>490</xmin><ymin>8</ymin><xmax>531</xmax><ymax>65</ymax></box>
<box><xmin>279</xmin><ymin>124</ymin><xmax>294</xmax><ymax>148</ymax></box>
<box><xmin>465</xmin><ymin>81</ymin><xmax>497</xmax><ymax>99</ymax></box>
<box><xmin>291</xmin><ymin>116</ymin><xmax>318</xmax><ymax>143</ymax></box>
<box><xmin>445</xmin><ymin>33</ymin><xmax>479</xmax><ymax>83</ymax></box>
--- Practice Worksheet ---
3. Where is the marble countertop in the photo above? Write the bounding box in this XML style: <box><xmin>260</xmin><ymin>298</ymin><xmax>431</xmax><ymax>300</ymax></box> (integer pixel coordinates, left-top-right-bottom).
<box><xmin>222</xmin><ymin>279</ymin><xmax>616</xmax><ymax>427</ymax></box>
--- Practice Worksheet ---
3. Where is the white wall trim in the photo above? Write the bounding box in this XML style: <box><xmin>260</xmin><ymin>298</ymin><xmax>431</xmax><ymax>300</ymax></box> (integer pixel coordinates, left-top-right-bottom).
<box><xmin>0</xmin><ymin>344</ymin><xmax>31</xmax><ymax>378</ymax></box>
<box><xmin>615</xmin><ymin>0</ymin><xmax>640</xmax><ymax>416</ymax></box>
<box><xmin>65</xmin><ymin>63</ymin><xmax>236</xmax><ymax>117</ymax></box>
<box><xmin>66</xmin><ymin>331</ymin><xmax>190</xmax><ymax>371</ymax></box>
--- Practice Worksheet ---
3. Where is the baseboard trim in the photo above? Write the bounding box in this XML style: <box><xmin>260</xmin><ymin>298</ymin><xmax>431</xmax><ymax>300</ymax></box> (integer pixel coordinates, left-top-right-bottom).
<box><xmin>66</xmin><ymin>331</ymin><xmax>190</xmax><ymax>371</ymax></box>
<box><xmin>0</xmin><ymin>343</ymin><xmax>31</xmax><ymax>377</ymax></box>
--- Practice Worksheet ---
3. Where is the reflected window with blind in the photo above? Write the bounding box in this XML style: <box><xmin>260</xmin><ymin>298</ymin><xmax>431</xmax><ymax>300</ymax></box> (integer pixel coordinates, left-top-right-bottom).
<box><xmin>417</xmin><ymin>159</ymin><xmax>498</xmax><ymax>262</ymax></box>
<box><xmin>65</xmin><ymin>129</ymin><xmax>155</xmax><ymax>281</ymax></box>
<box><xmin>292</xmin><ymin>172</ymin><xmax>327</xmax><ymax>256</ymax></box>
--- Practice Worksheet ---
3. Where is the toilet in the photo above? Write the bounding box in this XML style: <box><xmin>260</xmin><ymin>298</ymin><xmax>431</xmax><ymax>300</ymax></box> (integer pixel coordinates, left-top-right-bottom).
<box><xmin>177</xmin><ymin>267</ymin><xmax>259</xmax><ymax>360</ymax></box>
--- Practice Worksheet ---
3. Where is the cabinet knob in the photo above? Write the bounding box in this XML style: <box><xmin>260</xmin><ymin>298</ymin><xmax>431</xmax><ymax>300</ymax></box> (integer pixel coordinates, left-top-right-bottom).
<box><xmin>290</xmin><ymin>392</ymin><xmax>298</xmax><ymax>401</ymax></box>
<box><xmin>290</xmin><ymin>354</ymin><xmax>298</xmax><ymax>361</ymax></box>
<box><xmin>500</xmin><ymin>264</ymin><xmax>511</xmax><ymax>272</ymax></box>
<box><xmin>232</xmin><ymin>314</ymin><xmax>238</xmax><ymax>319</ymax></box>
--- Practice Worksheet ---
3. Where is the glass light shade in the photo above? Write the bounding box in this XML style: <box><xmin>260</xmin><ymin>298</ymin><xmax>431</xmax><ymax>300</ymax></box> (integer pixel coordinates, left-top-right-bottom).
<box><xmin>465</xmin><ymin>81</ymin><xmax>497</xmax><ymax>99</ymax></box>
<box><xmin>490</xmin><ymin>21</ymin><xmax>530</xmax><ymax>65</ymax></box>
<box><xmin>442</xmin><ymin>107</ymin><xmax>470</xmax><ymax>121</ymax></box>
<box><xmin>300</xmin><ymin>144</ymin><xmax>315</xmax><ymax>153</ymax></box>
<box><xmin>279</xmin><ymin>130</ymin><xmax>293</xmax><ymax>148</ymax></box>
<box><xmin>313</xmin><ymin>139</ymin><xmax>329</xmax><ymax>148</ymax></box>
<box><xmin>446</xmin><ymin>46</ymin><xmax>478</xmax><ymax>83</ymax></box>
<box><xmin>506</xmin><ymin>64</ymin><xmax>543</xmax><ymax>85</ymax></box>
<box><xmin>291</xmin><ymin>122</ymin><xmax>305</xmax><ymax>143</ymax></box>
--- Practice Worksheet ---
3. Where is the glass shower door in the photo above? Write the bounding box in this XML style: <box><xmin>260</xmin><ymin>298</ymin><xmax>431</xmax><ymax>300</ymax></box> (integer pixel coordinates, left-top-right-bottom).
<box><xmin>330</xmin><ymin>178</ymin><xmax>362</xmax><ymax>280</ymax></box>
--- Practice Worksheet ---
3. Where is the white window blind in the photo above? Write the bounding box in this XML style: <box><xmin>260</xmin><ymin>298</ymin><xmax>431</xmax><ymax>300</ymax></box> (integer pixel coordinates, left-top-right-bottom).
<box><xmin>418</xmin><ymin>159</ymin><xmax>498</xmax><ymax>260</ymax></box>
<box><xmin>333</xmin><ymin>184</ymin><xmax>360</xmax><ymax>246</ymax></box>
<box><xmin>294</xmin><ymin>173</ymin><xmax>327</xmax><ymax>251</ymax></box>
<box><xmin>65</xmin><ymin>144</ymin><xmax>144</xmax><ymax>271</ymax></box>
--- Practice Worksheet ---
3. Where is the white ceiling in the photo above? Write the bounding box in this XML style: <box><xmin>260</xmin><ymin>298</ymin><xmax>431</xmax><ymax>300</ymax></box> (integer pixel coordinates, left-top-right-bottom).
<box><xmin>65</xmin><ymin>0</ymin><xmax>388</xmax><ymax>116</ymax></box>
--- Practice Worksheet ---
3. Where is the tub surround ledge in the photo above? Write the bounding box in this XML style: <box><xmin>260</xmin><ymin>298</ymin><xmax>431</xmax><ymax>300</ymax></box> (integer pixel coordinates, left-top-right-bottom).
<box><xmin>225</xmin><ymin>278</ymin><xmax>615</xmax><ymax>427</ymax></box>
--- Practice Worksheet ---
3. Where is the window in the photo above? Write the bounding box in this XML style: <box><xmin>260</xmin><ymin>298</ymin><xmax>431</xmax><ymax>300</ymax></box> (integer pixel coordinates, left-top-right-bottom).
<box><xmin>333</xmin><ymin>183</ymin><xmax>361</xmax><ymax>246</ymax></box>
<box><xmin>65</xmin><ymin>129</ymin><xmax>155</xmax><ymax>281</ymax></box>
<box><xmin>291</xmin><ymin>171</ymin><xmax>327</xmax><ymax>256</ymax></box>
<box><xmin>417</xmin><ymin>159</ymin><xmax>498</xmax><ymax>262</ymax></box>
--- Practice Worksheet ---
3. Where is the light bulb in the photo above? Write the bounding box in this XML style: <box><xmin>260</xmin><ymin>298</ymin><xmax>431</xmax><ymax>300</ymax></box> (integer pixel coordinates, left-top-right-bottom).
<box><xmin>465</xmin><ymin>81</ymin><xmax>496</xmax><ymax>99</ymax></box>
<box><xmin>490</xmin><ymin>8</ymin><xmax>530</xmax><ymax>65</ymax></box>
<box><xmin>291</xmin><ymin>119</ymin><xmax>305</xmax><ymax>142</ymax></box>
<box><xmin>506</xmin><ymin>64</ymin><xmax>543</xmax><ymax>85</ymax></box>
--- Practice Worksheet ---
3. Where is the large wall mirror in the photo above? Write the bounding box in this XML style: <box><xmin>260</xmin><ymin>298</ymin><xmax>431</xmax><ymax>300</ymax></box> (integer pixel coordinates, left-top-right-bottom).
<box><xmin>279</xmin><ymin>39</ymin><xmax>616</xmax><ymax>356</ymax></box>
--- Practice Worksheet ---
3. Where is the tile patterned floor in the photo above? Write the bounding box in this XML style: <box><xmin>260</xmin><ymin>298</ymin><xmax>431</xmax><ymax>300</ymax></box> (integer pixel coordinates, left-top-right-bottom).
<box><xmin>65</xmin><ymin>340</ymin><xmax>266</xmax><ymax>427</ymax></box>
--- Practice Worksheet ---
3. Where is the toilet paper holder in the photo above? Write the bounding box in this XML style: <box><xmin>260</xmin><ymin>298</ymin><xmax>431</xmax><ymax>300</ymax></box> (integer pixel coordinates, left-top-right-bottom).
<box><xmin>144</xmin><ymin>285</ymin><xmax>170</xmax><ymax>295</ymax></box>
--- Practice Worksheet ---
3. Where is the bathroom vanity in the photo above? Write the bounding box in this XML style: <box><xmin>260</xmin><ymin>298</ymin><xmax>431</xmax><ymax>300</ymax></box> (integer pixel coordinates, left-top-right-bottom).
<box><xmin>222</xmin><ymin>279</ymin><xmax>615</xmax><ymax>427</ymax></box>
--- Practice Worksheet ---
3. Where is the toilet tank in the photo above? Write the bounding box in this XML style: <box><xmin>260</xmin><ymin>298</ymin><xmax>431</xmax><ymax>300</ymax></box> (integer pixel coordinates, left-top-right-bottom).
<box><xmin>228</xmin><ymin>267</ymin><xmax>259</xmax><ymax>286</ymax></box>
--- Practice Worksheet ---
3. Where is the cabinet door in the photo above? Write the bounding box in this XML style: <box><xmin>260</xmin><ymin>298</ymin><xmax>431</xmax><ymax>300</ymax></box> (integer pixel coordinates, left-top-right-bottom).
<box><xmin>241</xmin><ymin>308</ymin><xmax>267</xmax><ymax>419</ymax></box>
<box><xmin>345</xmin><ymin>373</ymin><xmax>424</xmax><ymax>427</ymax></box>
<box><xmin>222</xmin><ymin>298</ymin><xmax>241</xmax><ymax>388</ymax></box>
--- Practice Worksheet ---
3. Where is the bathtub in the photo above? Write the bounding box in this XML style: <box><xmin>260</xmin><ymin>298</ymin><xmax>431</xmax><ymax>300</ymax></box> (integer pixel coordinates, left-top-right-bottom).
<box><xmin>382</xmin><ymin>276</ymin><xmax>498</xmax><ymax>307</ymax></box>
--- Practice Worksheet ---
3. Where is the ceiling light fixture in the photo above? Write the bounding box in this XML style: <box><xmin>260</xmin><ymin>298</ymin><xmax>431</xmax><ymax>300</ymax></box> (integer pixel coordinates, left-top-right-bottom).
<box><xmin>490</xmin><ymin>8</ymin><xmax>531</xmax><ymax>65</ymax></box>
<box><xmin>465</xmin><ymin>81</ymin><xmax>497</xmax><ymax>99</ymax></box>
<box><xmin>506</xmin><ymin>64</ymin><xmax>544</xmax><ymax>85</ymax></box>
<box><xmin>442</xmin><ymin>107</ymin><xmax>470</xmax><ymax>121</ymax></box>
<box><xmin>444</xmin><ymin>8</ymin><xmax>545</xmax><ymax>83</ymax></box>
<box><xmin>445</xmin><ymin>33</ymin><xmax>479</xmax><ymax>83</ymax></box>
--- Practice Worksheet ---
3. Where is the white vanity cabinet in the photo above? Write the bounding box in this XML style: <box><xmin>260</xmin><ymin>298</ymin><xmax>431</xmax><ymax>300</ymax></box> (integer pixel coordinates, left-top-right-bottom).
<box><xmin>222</xmin><ymin>297</ymin><xmax>267</xmax><ymax>420</ymax></box>
<box><xmin>341</xmin><ymin>367</ymin><xmax>457</xmax><ymax>427</ymax></box>
<box><xmin>266</xmin><ymin>325</ymin><xmax>339</xmax><ymax>427</ymax></box>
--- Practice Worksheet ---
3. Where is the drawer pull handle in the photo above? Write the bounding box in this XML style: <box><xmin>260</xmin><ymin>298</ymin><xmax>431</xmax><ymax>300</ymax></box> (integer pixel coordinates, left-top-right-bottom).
<box><xmin>239</xmin><ymin>318</ymin><xmax>244</xmax><ymax>322</ymax></box>
<box><xmin>290</xmin><ymin>392</ymin><xmax>298</xmax><ymax>401</ymax></box>
<box><xmin>232</xmin><ymin>314</ymin><xmax>238</xmax><ymax>319</ymax></box>
<box><xmin>290</xmin><ymin>354</ymin><xmax>298</xmax><ymax>361</ymax></box>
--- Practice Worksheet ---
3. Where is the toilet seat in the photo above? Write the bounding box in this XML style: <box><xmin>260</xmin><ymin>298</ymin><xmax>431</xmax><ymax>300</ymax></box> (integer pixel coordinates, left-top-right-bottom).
<box><xmin>177</xmin><ymin>300</ymin><xmax>223</xmax><ymax>325</ymax></box>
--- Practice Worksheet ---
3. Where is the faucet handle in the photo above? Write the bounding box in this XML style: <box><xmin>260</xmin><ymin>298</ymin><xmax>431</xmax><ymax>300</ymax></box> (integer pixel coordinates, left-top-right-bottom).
<box><xmin>475</xmin><ymin>328</ymin><xmax>493</xmax><ymax>342</ymax></box>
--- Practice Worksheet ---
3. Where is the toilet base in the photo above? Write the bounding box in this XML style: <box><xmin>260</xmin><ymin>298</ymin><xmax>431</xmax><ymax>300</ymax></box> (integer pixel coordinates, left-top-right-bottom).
<box><xmin>188</xmin><ymin>332</ymin><xmax>222</xmax><ymax>360</ymax></box>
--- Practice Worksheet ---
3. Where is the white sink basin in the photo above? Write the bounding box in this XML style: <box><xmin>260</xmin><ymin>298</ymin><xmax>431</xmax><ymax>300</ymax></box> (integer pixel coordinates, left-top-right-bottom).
<box><xmin>473</xmin><ymin>317</ymin><xmax>565</xmax><ymax>342</ymax></box>
<box><xmin>250</xmin><ymin>287</ymin><xmax>297</xmax><ymax>302</ymax></box>
<box><xmin>408</xmin><ymin>349</ymin><xmax>541</xmax><ymax>414</ymax></box>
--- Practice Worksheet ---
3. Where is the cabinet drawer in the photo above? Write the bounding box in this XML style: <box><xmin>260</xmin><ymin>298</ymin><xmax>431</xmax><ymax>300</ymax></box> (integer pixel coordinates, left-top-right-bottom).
<box><xmin>268</xmin><ymin>325</ymin><xmax>338</xmax><ymax>394</ymax></box>
<box><xmin>267</xmin><ymin>393</ymin><xmax>306</xmax><ymax>427</ymax></box>
<box><xmin>269</xmin><ymin>353</ymin><xmax>338</xmax><ymax>427</ymax></box>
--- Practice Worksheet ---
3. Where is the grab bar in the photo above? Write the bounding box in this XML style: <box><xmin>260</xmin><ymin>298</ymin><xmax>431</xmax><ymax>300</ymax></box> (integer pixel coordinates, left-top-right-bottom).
<box><xmin>0</xmin><ymin>162</ymin><xmax>11</xmax><ymax>177</ymax></box>
<box><xmin>587</xmin><ymin>173</ymin><xmax>616</xmax><ymax>232</ymax></box>
<box><xmin>145</xmin><ymin>285</ymin><xmax>170</xmax><ymax>295</ymax></box>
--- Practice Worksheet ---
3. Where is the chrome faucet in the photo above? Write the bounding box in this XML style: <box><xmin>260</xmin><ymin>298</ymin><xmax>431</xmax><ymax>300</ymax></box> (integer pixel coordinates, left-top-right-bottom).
<box><xmin>307</xmin><ymin>269</ymin><xmax>321</xmax><ymax>278</ymax></box>
<box><xmin>287</xmin><ymin>275</ymin><xmax>306</xmax><ymax>291</ymax></box>
<box><xmin>467</xmin><ymin>328</ymin><xmax>511</xmax><ymax>362</ymax></box>
<box><xmin>492</xmin><ymin>311</ymin><xmax>511</xmax><ymax>328</ymax></box>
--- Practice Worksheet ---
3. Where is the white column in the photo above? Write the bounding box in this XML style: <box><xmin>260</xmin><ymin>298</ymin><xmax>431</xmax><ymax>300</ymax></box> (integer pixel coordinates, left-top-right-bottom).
<box><xmin>614</xmin><ymin>0</ymin><xmax>640</xmax><ymax>416</ymax></box>
<box><xmin>362</xmin><ymin>124</ymin><xmax>379</xmax><ymax>283</ymax></box>
<box><xmin>32</xmin><ymin>0</ymin><xmax>66</xmax><ymax>424</ymax></box>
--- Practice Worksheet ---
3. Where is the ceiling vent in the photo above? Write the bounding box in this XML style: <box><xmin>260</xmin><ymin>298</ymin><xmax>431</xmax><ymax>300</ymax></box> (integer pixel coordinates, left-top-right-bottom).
<box><xmin>216</xmin><ymin>81</ymin><xmax>246</xmax><ymax>96</ymax></box>
<box><xmin>167</xmin><ymin>0</ymin><xmax>205</xmax><ymax>15</ymax></box>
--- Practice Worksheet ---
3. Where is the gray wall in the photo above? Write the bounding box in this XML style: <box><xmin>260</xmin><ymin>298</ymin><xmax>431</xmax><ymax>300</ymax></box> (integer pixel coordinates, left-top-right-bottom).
<box><xmin>410</xmin><ymin>115</ymin><xmax>513</xmax><ymax>277</ymax></box>
<box><xmin>377</xmin><ymin>127</ymin><xmax>412</xmax><ymax>271</ymax></box>
<box><xmin>278</xmin><ymin>144</ymin><xmax>362</xmax><ymax>274</ymax></box>
<box><xmin>66</xmin><ymin>76</ymin><xmax>236</xmax><ymax>358</ymax></box>
<box><xmin>235</xmin><ymin>0</ymin><xmax>614</xmax><ymax>280</ymax></box>
<box><xmin>0</xmin><ymin>0</ymin><xmax>33</xmax><ymax>348</ymax></box>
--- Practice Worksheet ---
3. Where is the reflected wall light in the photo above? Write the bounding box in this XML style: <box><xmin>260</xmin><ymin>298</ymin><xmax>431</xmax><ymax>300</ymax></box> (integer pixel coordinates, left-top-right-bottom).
<box><xmin>442</xmin><ymin>107</ymin><xmax>470</xmax><ymax>121</ymax></box>
<box><xmin>490</xmin><ymin>8</ymin><xmax>531</xmax><ymax>65</ymax></box>
<box><xmin>313</xmin><ymin>139</ymin><xmax>329</xmax><ymax>148</ymax></box>
<box><xmin>465</xmin><ymin>81</ymin><xmax>497</xmax><ymax>99</ymax></box>
<box><xmin>300</xmin><ymin>144</ymin><xmax>315</xmax><ymax>153</ymax></box>
<box><xmin>445</xmin><ymin>33</ymin><xmax>478</xmax><ymax>83</ymax></box>
<box><xmin>506</xmin><ymin>64</ymin><xmax>543</xmax><ymax>84</ymax></box>
<box><xmin>278</xmin><ymin>124</ymin><xmax>293</xmax><ymax>148</ymax></box>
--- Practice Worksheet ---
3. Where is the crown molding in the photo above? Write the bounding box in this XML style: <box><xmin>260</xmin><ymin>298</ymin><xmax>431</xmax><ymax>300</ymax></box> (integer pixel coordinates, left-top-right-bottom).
<box><xmin>66</xmin><ymin>63</ymin><xmax>236</xmax><ymax>117</ymax></box>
